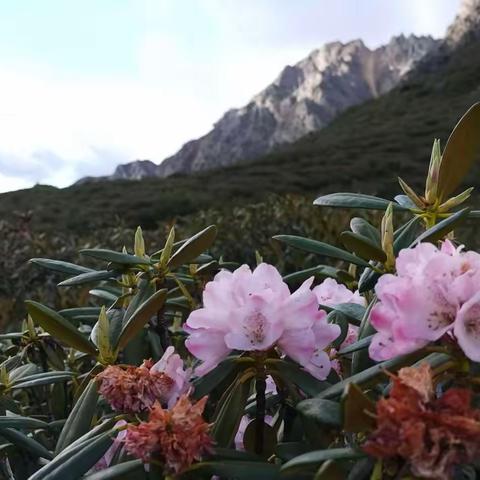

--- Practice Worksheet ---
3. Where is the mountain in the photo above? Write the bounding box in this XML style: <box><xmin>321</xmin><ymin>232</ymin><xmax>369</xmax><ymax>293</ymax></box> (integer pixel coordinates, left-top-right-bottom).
<box><xmin>94</xmin><ymin>34</ymin><xmax>437</xmax><ymax>182</ymax></box>
<box><xmin>2</xmin><ymin>0</ymin><xmax>480</xmax><ymax>232</ymax></box>
<box><xmin>447</xmin><ymin>0</ymin><xmax>480</xmax><ymax>45</ymax></box>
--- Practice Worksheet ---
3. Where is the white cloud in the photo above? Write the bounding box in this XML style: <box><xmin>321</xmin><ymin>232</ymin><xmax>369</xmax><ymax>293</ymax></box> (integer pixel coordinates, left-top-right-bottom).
<box><xmin>0</xmin><ymin>0</ymin><xmax>461</xmax><ymax>193</ymax></box>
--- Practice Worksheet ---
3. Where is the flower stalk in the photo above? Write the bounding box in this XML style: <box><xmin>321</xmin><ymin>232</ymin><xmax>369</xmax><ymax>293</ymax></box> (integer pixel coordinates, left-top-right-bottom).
<box><xmin>255</xmin><ymin>371</ymin><xmax>267</xmax><ymax>456</ymax></box>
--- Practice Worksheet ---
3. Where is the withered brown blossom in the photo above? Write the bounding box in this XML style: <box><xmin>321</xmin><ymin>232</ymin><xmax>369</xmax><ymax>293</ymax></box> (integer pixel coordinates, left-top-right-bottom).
<box><xmin>97</xmin><ymin>359</ymin><xmax>175</xmax><ymax>413</ymax></box>
<box><xmin>363</xmin><ymin>364</ymin><xmax>480</xmax><ymax>479</ymax></box>
<box><xmin>123</xmin><ymin>395</ymin><xmax>212</xmax><ymax>474</ymax></box>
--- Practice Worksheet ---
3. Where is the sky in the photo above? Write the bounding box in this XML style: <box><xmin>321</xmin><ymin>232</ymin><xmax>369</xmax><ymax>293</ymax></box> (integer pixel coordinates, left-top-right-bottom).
<box><xmin>0</xmin><ymin>0</ymin><xmax>461</xmax><ymax>193</ymax></box>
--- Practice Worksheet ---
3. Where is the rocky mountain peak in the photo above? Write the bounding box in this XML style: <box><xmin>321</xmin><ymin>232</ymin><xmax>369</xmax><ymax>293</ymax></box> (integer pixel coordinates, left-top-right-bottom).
<box><xmin>152</xmin><ymin>33</ymin><xmax>438</xmax><ymax>178</ymax></box>
<box><xmin>447</xmin><ymin>0</ymin><xmax>480</xmax><ymax>45</ymax></box>
<box><xmin>112</xmin><ymin>160</ymin><xmax>158</xmax><ymax>180</ymax></box>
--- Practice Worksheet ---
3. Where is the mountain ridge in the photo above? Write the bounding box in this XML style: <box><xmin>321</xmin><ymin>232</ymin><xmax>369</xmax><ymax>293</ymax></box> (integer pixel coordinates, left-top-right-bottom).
<box><xmin>85</xmin><ymin>33</ymin><xmax>438</xmax><ymax>183</ymax></box>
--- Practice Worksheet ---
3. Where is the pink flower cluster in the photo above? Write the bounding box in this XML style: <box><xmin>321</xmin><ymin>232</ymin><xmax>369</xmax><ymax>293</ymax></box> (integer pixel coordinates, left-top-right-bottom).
<box><xmin>184</xmin><ymin>263</ymin><xmax>341</xmax><ymax>380</ymax></box>
<box><xmin>314</xmin><ymin>277</ymin><xmax>365</xmax><ymax>350</ymax></box>
<box><xmin>97</xmin><ymin>347</ymin><xmax>190</xmax><ymax>413</ymax></box>
<box><xmin>370</xmin><ymin>240</ymin><xmax>480</xmax><ymax>362</ymax></box>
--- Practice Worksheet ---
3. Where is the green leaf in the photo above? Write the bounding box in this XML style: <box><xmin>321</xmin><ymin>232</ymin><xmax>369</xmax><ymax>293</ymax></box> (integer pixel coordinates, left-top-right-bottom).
<box><xmin>168</xmin><ymin>225</ymin><xmax>217</xmax><ymax>270</ymax></box>
<box><xmin>340</xmin><ymin>232</ymin><xmax>387</xmax><ymax>263</ymax></box>
<box><xmin>192</xmin><ymin>357</ymin><xmax>239</xmax><ymax>399</ymax></box>
<box><xmin>134</xmin><ymin>226</ymin><xmax>146</xmax><ymax>258</ymax></box>
<box><xmin>211</xmin><ymin>375</ymin><xmax>252</xmax><ymax>448</ymax></box>
<box><xmin>0</xmin><ymin>427</ymin><xmax>53</xmax><ymax>459</ymax></box>
<box><xmin>182</xmin><ymin>461</ymin><xmax>280</xmax><ymax>480</ymax></box>
<box><xmin>80</xmin><ymin>248</ymin><xmax>151</xmax><ymax>265</ymax></box>
<box><xmin>160</xmin><ymin>226</ymin><xmax>176</xmax><ymax>267</ymax></box>
<box><xmin>115</xmin><ymin>288</ymin><xmax>167</xmax><ymax>350</ymax></box>
<box><xmin>357</xmin><ymin>266</ymin><xmax>380</xmax><ymax>294</ymax></box>
<box><xmin>338</xmin><ymin>335</ymin><xmax>373</xmax><ymax>355</ymax></box>
<box><xmin>82</xmin><ymin>460</ymin><xmax>146</xmax><ymax>480</ymax></box>
<box><xmin>350</xmin><ymin>218</ymin><xmax>381</xmax><ymax>245</ymax></box>
<box><xmin>273</xmin><ymin>235</ymin><xmax>370</xmax><ymax>268</ymax></box>
<box><xmin>89</xmin><ymin>288</ymin><xmax>118</xmax><ymax>302</ymax></box>
<box><xmin>243</xmin><ymin>420</ymin><xmax>277</xmax><ymax>458</ymax></box>
<box><xmin>25</xmin><ymin>301</ymin><xmax>97</xmax><ymax>356</ymax></box>
<box><xmin>55</xmin><ymin>378</ymin><xmax>99</xmax><ymax>453</ymax></box>
<box><xmin>316</xmin><ymin>350</ymin><xmax>426</xmax><ymax>399</ymax></box>
<box><xmin>275</xmin><ymin>442</ymin><xmax>309</xmax><ymax>462</ymax></box>
<box><xmin>39</xmin><ymin>430</ymin><xmax>113</xmax><ymax>480</ymax></box>
<box><xmin>314</xmin><ymin>193</ymin><xmax>406</xmax><ymax>211</ymax></box>
<box><xmin>438</xmin><ymin>103</ymin><xmax>480</xmax><ymax>201</ymax></box>
<box><xmin>11</xmin><ymin>371</ymin><xmax>75</xmax><ymax>389</ymax></box>
<box><xmin>266</xmin><ymin>359</ymin><xmax>330</xmax><ymax>397</ymax></box>
<box><xmin>283</xmin><ymin>266</ymin><xmax>353</xmax><ymax>285</ymax></box>
<box><xmin>297</xmin><ymin>398</ymin><xmax>341</xmax><ymax>428</ymax></box>
<box><xmin>413</xmin><ymin>208</ymin><xmax>470</xmax><ymax>245</ymax></box>
<box><xmin>324</xmin><ymin>303</ymin><xmax>366</xmax><ymax>327</ymax></box>
<box><xmin>394</xmin><ymin>194</ymin><xmax>418</xmax><ymax>209</ymax></box>
<box><xmin>281</xmin><ymin>448</ymin><xmax>365</xmax><ymax>475</ymax></box>
<box><xmin>351</xmin><ymin>300</ymin><xmax>377</xmax><ymax>374</ymax></box>
<box><xmin>58</xmin><ymin>270</ymin><xmax>116</xmax><ymax>287</ymax></box>
<box><xmin>9</xmin><ymin>363</ymin><xmax>39</xmax><ymax>382</ymax></box>
<box><xmin>328</xmin><ymin>311</ymin><xmax>348</xmax><ymax>349</ymax></box>
<box><xmin>91</xmin><ymin>306</ymin><xmax>112</xmax><ymax>362</ymax></box>
<box><xmin>0</xmin><ymin>415</ymin><xmax>48</xmax><ymax>430</ymax></box>
<box><xmin>393</xmin><ymin>217</ymin><xmax>422</xmax><ymax>253</ymax></box>
<box><xmin>210</xmin><ymin>446</ymin><xmax>263</xmax><ymax>462</ymax></box>
<box><xmin>29</xmin><ymin>258</ymin><xmax>92</xmax><ymax>276</ymax></box>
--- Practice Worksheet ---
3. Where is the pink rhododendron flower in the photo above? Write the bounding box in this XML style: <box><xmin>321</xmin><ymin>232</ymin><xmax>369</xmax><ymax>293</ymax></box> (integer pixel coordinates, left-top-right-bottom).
<box><xmin>97</xmin><ymin>347</ymin><xmax>191</xmax><ymax>413</ymax></box>
<box><xmin>313</xmin><ymin>278</ymin><xmax>365</xmax><ymax>308</ymax></box>
<box><xmin>369</xmin><ymin>240</ymin><xmax>480</xmax><ymax>362</ymax></box>
<box><xmin>313</xmin><ymin>278</ymin><xmax>365</xmax><ymax>374</ymax></box>
<box><xmin>151</xmin><ymin>346</ymin><xmax>192</xmax><ymax>407</ymax></box>
<box><xmin>185</xmin><ymin>263</ymin><xmax>340</xmax><ymax>380</ymax></box>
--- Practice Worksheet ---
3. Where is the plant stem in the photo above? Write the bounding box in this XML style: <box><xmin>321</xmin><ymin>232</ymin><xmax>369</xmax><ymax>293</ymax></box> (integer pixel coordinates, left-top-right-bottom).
<box><xmin>255</xmin><ymin>372</ymin><xmax>266</xmax><ymax>455</ymax></box>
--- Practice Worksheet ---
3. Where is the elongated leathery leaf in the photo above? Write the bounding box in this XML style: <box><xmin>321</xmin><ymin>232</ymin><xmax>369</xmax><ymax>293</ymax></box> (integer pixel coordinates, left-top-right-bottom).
<box><xmin>83</xmin><ymin>460</ymin><xmax>146</xmax><ymax>480</ymax></box>
<box><xmin>80</xmin><ymin>248</ymin><xmax>151</xmax><ymax>265</ymax></box>
<box><xmin>0</xmin><ymin>428</ymin><xmax>53</xmax><ymax>459</ymax></box>
<box><xmin>168</xmin><ymin>225</ymin><xmax>217</xmax><ymax>270</ymax></box>
<box><xmin>0</xmin><ymin>415</ymin><xmax>48</xmax><ymax>430</ymax></box>
<box><xmin>58</xmin><ymin>270</ymin><xmax>116</xmax><ymax>287</ymax></box>
<box><xmin>29</xmin><ymin>258</ymin><xmax>92</xmax><ymax>276</ymax></box>
<box><xmin>55</xmin><ymin>378</ymin><xmax>99</xmax><ymax>453</ymax></box>
<box><xmin>340</xmin><ymin>232</ymin><xmax>387</xmax><ymax>263</ymax></box>
<box><xmin>438</xmin><ymin>103</ymin><xmax>480</xmax><ymax>201</ymax></box>
<box><xmin>412</xmin><ymin>207</ymin><xmax>470</xmax><ymax>245</ymax></box>
<box><xmin>281</xmin><ymin>448</ymin><xmax>365</xmax><ymax>476</ymax></box>
<box><xmin>273</xmin><ymin>235</ymin><xmax>370</xmax><ymax>268</ymax></box>
<box><xmin>314</xmin><ymin>193</ymin><xmax>407</xmax><ymax>211</ymax></box>
<box><xmin>26</xmin><ymin>301</ymin><xmax>97</xmax><ymax>356</ymax></box>
<box><xmin>212</xmin><ymin>375</ymin><xmax>252</xmax><ymax>448</ymax></box>
<box><xmin>116</xmin><ymin>288</ymin><xmax>167</xmax><ymax>350</ymax></box>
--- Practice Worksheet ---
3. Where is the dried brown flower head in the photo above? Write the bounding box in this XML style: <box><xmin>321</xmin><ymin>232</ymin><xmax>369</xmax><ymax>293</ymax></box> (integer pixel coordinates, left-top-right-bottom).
<box><xmin>97</xmin><ymin>360</ymin><xmax>175</xmax><ymax>413</ymax></box>
<box><xmin>363</xmin><ymin>363</ymin><xmax>480</xmax><ymax>479</ymax></box>
<box><xmin>123</xmin><ymin>395</ymin><xmax>212</xmax><ymax>474</ymax></box>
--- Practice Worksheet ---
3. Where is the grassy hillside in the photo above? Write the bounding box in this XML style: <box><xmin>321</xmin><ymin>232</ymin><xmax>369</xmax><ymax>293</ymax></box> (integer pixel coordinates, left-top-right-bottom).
<box><xmin>1</xmin><ymin>39</ymin><xmax>480</xmax><ymax>232</ymax></box>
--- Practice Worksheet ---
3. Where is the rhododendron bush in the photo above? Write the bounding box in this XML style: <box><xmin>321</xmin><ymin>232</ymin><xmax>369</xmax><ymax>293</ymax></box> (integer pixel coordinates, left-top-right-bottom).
<box><xmin>1</xmin><ymin>104</ymin><xmax>480</xmax><ymax>480</ymax></box>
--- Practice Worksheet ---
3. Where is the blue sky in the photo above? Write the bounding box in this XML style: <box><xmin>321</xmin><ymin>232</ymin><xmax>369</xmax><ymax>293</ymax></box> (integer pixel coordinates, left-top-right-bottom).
<box><xmin>0</xmin><ymin>0</ymin><xmax>461</xmax><ymax>192</ymax></box>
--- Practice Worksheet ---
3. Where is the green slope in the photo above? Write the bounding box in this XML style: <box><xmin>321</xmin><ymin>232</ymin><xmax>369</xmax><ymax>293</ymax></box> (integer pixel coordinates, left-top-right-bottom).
<box><xmin>1</xmin><ymin>39</ymin><xmax>480</xmax><ymax>232</ymax></box>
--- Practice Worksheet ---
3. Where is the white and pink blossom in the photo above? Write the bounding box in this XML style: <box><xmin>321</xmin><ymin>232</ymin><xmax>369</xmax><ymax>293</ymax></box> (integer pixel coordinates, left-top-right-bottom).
<box><xmin>369</xmin><ymin>240</ymin><xmax>480</xmax><ymax>362</ymax></box>
<box><xmin>184</xmin><ymin>263</ymin><xmax>340</xmax><ymax>380</ymax></box>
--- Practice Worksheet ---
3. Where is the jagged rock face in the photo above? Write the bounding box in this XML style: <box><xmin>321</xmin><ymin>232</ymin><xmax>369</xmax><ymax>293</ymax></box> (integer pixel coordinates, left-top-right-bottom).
<box><xmin>155</xmin><ymin>34</ymin><xmax>438</xmax><ymax>177</ymax></box>
<box><xmin>111</xmin><ymin>160</ymin><xmax>158</xmax><ymax>180</ymax></box>
<box><xmin>447</xmin><ymin>0</ymin><xmax>480</xmax><ymax>45</ymax></box>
